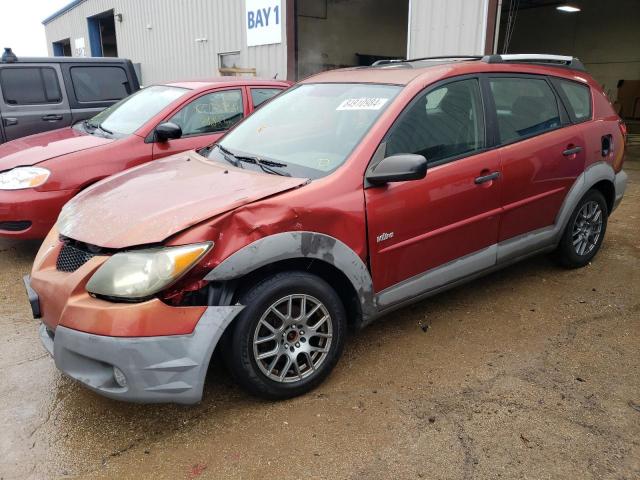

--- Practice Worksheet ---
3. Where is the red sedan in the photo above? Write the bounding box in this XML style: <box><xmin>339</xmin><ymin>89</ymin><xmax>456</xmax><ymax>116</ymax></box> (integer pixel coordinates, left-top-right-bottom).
<box><xmin>0</xmin><ymin>78</ymin><xmax>289</xmax><ymax>239</ymax></box>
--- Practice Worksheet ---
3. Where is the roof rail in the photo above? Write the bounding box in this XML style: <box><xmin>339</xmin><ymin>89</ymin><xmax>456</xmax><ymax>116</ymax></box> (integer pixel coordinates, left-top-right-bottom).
<box><xmin>372</xmin><ymin>55</ymin><xmax>483</xmax><ymax>67</ymax></box>
<box><xmin>482</xmin><ymin>54</ymin><xmax>586</xmax><ymax>71</ymax></box>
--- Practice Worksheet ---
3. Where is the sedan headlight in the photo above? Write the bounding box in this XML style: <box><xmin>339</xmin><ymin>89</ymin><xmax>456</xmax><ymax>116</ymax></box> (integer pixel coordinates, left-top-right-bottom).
<box><xmin>0</xmin><ymin>167</ymin><xmax>50</xmax><ymax>190</ymax></box>
<box><xmin>87</xmin><ymin>242</ymin><xmax>212</xmax><ymax>300</ymax></box>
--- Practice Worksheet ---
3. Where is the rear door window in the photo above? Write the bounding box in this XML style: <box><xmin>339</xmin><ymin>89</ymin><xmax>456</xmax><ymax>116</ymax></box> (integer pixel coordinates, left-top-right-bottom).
<box><xmin>489</xmin><ymin>77</ymin><xmax>561</xmax><ymax>144</ymax></box>
<box><xmin>556</xmin><ymin>79</ymin><xmax>591</xmax><ymax>123</ymax></box>
<box><xmin>251</xmin><ymin>88</ymin><xmax>282</xmax><ymax>108</ymax></box>
<box><xmin>386</xmin><ymin>78</ymin><xmax>486</xmax><ymax>164</ymax></box>
<box><xmin>0</xmin><ymin>67</ymin><xmax>62</xmax><ymax>105</ymax></box>
<box><xmin>70</xmin><ymin>66</ymin><xmax>129</xmax><ymax>102</ymax></box>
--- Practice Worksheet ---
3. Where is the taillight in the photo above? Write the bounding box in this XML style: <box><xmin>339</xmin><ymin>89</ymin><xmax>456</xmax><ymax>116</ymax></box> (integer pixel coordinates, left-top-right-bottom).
<box><xmin>619</xmin><ymin>120</ymin><xmax>628</xmax><ymax>139</ymax></box>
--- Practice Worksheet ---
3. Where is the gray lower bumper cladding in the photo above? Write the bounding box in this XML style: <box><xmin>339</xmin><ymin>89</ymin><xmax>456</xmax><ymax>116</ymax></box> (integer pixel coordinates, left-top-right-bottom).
<box><xmin>613</xmin><ymin>170</ymin><xmax>628</xmax><ymax>212</ymax></box>
<box><xmin>39</xmin><ymin>306</ymin><xmax>244</xmax><ymax>404</ymax></box>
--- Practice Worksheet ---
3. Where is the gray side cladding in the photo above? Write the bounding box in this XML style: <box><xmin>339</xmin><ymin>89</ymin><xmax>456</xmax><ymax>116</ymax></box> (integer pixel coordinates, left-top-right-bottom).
<box><xmin>206</xmin><ymin>231</ymin><xmax>377</xmax><ymax>323</ymax></box>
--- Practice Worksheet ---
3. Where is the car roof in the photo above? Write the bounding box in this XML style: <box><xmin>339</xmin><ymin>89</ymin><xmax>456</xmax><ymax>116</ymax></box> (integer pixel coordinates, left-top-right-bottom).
<box><xmin>1</xmin><ymin>57</ymin><xmax>132</xmax><ymax>65</ymax></box>
<box><xmin>300</xmin><ymin>56</ymin><xmax>594</xmax><ymax>88</ymax></box>
<box><xmin>164</xmin><ymin>78</ymin><xmax>291</xmax><ymax>91</ymax></box>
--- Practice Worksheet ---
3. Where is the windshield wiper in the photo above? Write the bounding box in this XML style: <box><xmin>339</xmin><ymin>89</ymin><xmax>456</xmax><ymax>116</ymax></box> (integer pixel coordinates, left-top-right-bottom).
<box><xmin>97</xmin><ymin>123</ymin><xmax>113</xmax><ymax>135</ymax></box>
<box><xmin>198</xmin><ymin>144</ymin><xmax>215</xmax><ymax>157</ymax></box>
<box><xmin>236</xmin><ymin>155</ymin><xmax>290</xmax><ymax>177</ymax></box>
<box><xmin>83</xmin><ymin>120</ymin><xmax>113</xmax><ymax>135</ymax></box>
<box><xmin>236</xmin><ymin>155</ymin><xmax>288</xmax><ymax>168</ymax></box>
<box><xmin>216</xmin><ymin>145</ymin><xmax>290</xmax><ymax>176</ymax></box>
<box><xmin>217</xmin><ymin>145</ymin><xmax>241</xmax><ymax>168</ymax></box>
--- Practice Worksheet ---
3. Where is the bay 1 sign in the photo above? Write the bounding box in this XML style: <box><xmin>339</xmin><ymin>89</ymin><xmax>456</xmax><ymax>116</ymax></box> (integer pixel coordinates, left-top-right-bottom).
<box><xmin>246</xmin><ymin>0</ymin><xmax>283</xmax><ymax>47</ymax></box>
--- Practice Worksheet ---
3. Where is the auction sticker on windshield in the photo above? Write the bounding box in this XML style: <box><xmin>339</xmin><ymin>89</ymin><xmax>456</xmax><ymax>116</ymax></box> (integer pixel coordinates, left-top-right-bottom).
<box><xmin>336</xmin><ymin>98</ymin><xmax>389</xmax><ymax>111</ymax></box>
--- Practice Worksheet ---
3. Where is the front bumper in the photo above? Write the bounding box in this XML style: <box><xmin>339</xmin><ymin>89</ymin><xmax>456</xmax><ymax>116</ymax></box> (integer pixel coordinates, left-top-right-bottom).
<box><xmin>612</xmin><ymin>170</ymin><xmax>628</xmax><ymax>212</ymax></box>
<box><xmin>38</xmin><ymin>305</ymin><xmax>244</xmax><ymax>404</ymax></box>
<box><xmin>0</xmin><ymin>188</ymin><xmax>76</xmax><ymax>239</ymax></box>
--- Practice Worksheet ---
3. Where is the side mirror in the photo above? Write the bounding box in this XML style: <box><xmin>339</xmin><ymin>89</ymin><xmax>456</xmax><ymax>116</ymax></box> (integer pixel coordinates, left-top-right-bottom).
<box><xmin>155</xmin><ymin>122</ymin><xmax>182</xmax><ymax>142</ymax></box>
<box><xmin>366</xmin><ymin>154</ymin><xmax>428</xmax><ymax>186</ymax></box>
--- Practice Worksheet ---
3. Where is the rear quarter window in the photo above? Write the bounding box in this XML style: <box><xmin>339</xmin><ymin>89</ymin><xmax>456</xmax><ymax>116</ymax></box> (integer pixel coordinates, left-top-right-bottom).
<box><xmin>70</xmin><ymin>66</ymin><xmax>129</xmax><ymax>103</ymax></box>
<box><xmin>557</xmin><ymin>79</ymin><xmax>592</xmax><ymax>123</ymax></box>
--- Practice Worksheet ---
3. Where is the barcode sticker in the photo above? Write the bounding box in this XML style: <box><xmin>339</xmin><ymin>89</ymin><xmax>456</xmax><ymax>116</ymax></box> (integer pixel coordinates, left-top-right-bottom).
<box><xmin>336</xmin><ymin>97</ymin><xmax>389</xmax><ymax>111</ymax></box>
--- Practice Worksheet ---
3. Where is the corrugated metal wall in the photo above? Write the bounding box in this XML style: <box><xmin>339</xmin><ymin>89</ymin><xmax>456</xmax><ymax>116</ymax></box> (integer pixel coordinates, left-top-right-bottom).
<box><xmin>407</xmin><ymin>0</ymin><xmax>489</xmax><ymax>58</ymax></box>
<box><xmin>44</xmin><ymin>0</ymin><xmax>288</xmax><ymax>84</ymax></box>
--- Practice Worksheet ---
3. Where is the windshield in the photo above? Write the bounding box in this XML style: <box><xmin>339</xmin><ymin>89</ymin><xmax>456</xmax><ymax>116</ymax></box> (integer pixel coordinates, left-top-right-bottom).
<box><xmin>211</xmin><ymin>83</ymin><xmax>401</xmax><ymax>178</ymax></box>
<box><xmin>84</xmin><ymin>85</ymin><xmax>188</xmax><ymax>135</ymax></box>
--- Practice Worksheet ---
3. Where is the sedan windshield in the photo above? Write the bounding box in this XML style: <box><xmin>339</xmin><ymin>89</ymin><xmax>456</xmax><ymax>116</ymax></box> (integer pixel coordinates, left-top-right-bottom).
<box><xmin>212</xmin><ymin>83</ymin><xmax>401</xmax><ymax>178</ymax></box>
<box><xmin>83</xmin><ymin>85</ymin><xmax>188</xmax><ymax>136</ymax></box>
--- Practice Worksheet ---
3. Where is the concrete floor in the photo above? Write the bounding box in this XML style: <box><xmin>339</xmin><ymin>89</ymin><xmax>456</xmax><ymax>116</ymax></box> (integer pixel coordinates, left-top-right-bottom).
<box><xmin>1</xmin><ymin>151</ymin><xmax>638</xmax><ymax>480</ymax></box>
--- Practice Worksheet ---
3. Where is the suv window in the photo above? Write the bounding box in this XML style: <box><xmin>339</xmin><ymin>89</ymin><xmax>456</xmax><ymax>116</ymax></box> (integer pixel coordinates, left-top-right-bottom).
<box><xmin>557</xmin><ymin>80</ymin><xmax>591</xmax><ymax>123</ymax></box>
<box><xmin>386</xmin><ymin>78</ymin><xmax>485</xmax><ymax>163</ymax></box>
<box><xmin>70</xmin><ymin>66</ymin><xmax>129</xmax><ymax>103</ymax></box>
<box><xmin>490</xmin><ymin>77</ymin><xmax>560</xmax><ymax>143</ymax></box>
<box><xmin>0</xmin><ymin>67</ymin><xmax>62</xmax><ymax>105</ymax></box>
<box><xmin>169</xmin><ymin>89</ymin><xmax>244</xmax><ymax>136</ymax></box>
<box><xmin>251</xmin><ymin>88</ymin><xmax>282</xmax><ymax>108</ymax></box>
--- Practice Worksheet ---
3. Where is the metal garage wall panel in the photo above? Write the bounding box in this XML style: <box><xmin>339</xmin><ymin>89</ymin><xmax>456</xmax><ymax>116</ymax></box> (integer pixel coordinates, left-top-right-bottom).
<box><xmin>243</xmin><ymin>0</ymin><xmax>288</xmax><ymax>81</ymax></box>
<box><xmin>44</xmin><ymin>0</ymin><xmax>288</xmax><ymax>84</ymax></box>
<box><xmin>407</xmin><ymin>0</ymin><xmax>489</xmax><ymax>58</ymax></box>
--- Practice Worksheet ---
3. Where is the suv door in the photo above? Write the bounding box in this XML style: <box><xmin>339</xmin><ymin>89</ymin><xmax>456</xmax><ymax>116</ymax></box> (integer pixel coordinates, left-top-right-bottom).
<box><xmin>365</xmin><ymin>77</ymin><xmax>502</xmax><ymax>294</ymax></box>
<box><xmin>0</xmin><ymin>64</ymin><xmax>71</xmax><ymax>141</ymax></box>
<box><xmin>487</xmin><ymin>75</ymin><xmax>585</xmax><ymax>242</ymax></box>
<box><xmin>152</xmin><ymin>88</ymin><xmax>248</xmax><ymax>159</ymax></box>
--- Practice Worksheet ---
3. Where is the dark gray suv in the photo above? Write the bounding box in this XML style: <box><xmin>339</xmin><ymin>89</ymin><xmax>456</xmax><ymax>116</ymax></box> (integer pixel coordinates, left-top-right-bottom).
<box><xmin>0</xmin><ymin>49</ymin><xmax>139</xmax><ymax>143</ymax></box>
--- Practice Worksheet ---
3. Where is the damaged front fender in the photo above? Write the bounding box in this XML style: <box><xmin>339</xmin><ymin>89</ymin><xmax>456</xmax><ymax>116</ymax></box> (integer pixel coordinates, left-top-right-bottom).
<box><xmin>205</xmin><ymin>231</ymin><xmax>377</xmax><ymax>325</ymax></box>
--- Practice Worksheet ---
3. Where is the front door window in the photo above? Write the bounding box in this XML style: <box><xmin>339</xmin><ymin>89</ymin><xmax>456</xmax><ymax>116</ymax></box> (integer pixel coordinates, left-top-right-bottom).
<box><xmin>168</xmin><ymin>89</ymin><xmax>244</xmax><ymax>137</ymax></box>
<box><xmin>386</xmin><ymin>78</ymin><xmax>485</xmax><ymax>163</ymax></box>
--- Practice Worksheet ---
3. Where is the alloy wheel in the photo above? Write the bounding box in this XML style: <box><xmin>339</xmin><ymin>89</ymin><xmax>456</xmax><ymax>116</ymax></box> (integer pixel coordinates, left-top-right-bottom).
<box><xmin>572</xmin><ymin>200</ymin><xmax>603</xmax><ymax>256</ymax></box>
<box><xmin>252</xmin><ymin>294</ymin><xmax>333</xmax><ymax>383</ymax></box>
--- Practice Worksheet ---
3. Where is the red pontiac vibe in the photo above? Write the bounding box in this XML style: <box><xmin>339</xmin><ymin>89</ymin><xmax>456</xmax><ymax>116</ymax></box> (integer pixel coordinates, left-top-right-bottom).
<box><xmin>0</xmin><ymin>78</ymin><xmax>289</xmax><ymax>238</ymax></box>
<box><xmin>25</xmin><ymin>55</ymin><xmax>627</xmax><ymax>404</ymax></box>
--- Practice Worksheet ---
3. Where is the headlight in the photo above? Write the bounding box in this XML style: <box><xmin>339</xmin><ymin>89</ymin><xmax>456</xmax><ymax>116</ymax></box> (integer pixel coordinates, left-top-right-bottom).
<box><xmin>0</xmin><ymin>167</ymin><xmax>51</xmax><ymax>190</ymax></box>
<box><xmin>86</xmin><ymin>242</ymin><xmax>212</xmax><ymax>300</ymax></box>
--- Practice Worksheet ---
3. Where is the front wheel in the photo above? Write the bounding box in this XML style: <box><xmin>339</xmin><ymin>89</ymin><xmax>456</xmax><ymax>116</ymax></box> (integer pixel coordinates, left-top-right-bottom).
<box><xmin>554</xmin><ymin>189</ymin><xmax>608</xmax><ymax>268</ymax></box>
<box><xmin>223</xmin><ymin>271</ymin><xmax>346</xmax><ymax>400</ymax></box>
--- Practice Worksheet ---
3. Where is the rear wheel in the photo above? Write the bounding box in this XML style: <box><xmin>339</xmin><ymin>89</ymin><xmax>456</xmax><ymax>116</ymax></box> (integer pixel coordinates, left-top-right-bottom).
<box><xmin>223</xmin><ymin>271</ymin><xmax>346</xmax><ymax>399</ymax></box>
<box><xmin>555</xmin><ymin>189</ymin><xmax>608</xmax><ymax>268</ymax></box>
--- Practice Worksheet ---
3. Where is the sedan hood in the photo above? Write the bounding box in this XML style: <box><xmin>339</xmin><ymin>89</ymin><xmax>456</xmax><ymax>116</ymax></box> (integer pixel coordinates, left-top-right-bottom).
<box><xmin>58</xmin><ymin>151</ymin><xmax>308</xmax><ymax>248</ymax></box>
<box><xmin>0</xmin><ymin>128</ymin><xmax>113</xmax><ymax>171</ymax></box>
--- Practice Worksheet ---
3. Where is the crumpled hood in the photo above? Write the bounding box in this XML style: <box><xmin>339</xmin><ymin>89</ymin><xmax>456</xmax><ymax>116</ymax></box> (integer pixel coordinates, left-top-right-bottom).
<box><xmin>58</xmin><ymin>151</ymin><xmax>308</xmax><ymax>248</ymax></box>
<box><xmin>0</xmin><ymin>128</ymin><xmax>113</xmax><ymax>171</ymax></box>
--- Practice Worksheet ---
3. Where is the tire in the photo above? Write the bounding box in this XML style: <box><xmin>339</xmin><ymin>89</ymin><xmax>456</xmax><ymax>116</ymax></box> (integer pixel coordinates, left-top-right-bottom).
<box><xmin>222</xmin><ymin>271</ymin><xmax>347</xmax><ymax>400</ymax></box>
<box><xmin>554</xmin><ymin>189</ymin><xmax>608</xmax><ymax>268</ymax></box>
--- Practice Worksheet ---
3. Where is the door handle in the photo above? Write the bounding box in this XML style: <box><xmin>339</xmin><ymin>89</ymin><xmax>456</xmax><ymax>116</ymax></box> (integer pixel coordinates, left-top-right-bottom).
<box><xmin>42</xmin><ymin>114</ymin><xmax>63</xmax><ymax>121</ymax></box>
<box><xmin>2</xmin><ymin>117</ymin><xmax>17</xmax><ymax>126</ymax></box>
<box><xmin>562</xmin><ymin>146</ymin><xmax>582</xmax><ymax>156</ymax></box>
<box><xmin>474</xmin><ymin>171</ymin><xmax>501</xmax><ymax>184</ymax></box>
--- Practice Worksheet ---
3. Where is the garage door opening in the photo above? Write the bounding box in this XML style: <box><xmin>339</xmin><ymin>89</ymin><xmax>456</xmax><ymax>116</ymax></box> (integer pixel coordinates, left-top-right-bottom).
<box><xmin>295</xmin><ymin>0</ymin><xmax>409</xmax><ymax>79</ymax></box>
<box><xmin>87</xmin><ymin>10</ymin><xmax>118</xmax><ymax>57</ymax></box>
<box><xmin>52</xmin><ymin>38</ymin><xmax>72</xmax><ymax>57</ymax></box>
<box><xmin>496</xmin><ymin>0</ymin><xmax>640</xmax><ymax>120</ymax></box>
